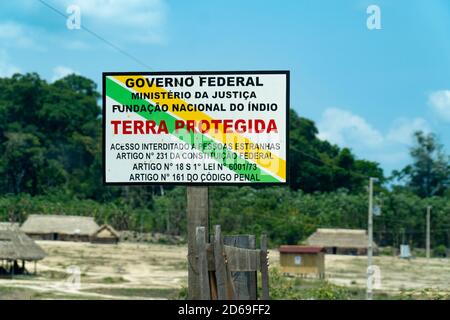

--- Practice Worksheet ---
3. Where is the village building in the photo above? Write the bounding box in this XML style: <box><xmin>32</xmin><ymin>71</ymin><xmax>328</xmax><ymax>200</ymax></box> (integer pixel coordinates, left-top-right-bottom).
<box><xmin>20</xmin><ymin>215</ymin><xmax>100</xmax><ymax>242</ymax></box>
<box><xmin>305</xmin><ymin>228</ymin><xmax>377</xmax><ymax>255</ymax></box>
<box><xmin>279</xmin><ymin>245</ymin><xmax>325</xmax><ymax>278</ymax></box>
<box><xmin>0</xmin><ymin>227</ymin><xmax>46</xmax><ymax>275</ymax></box>
<box><xmin>0</xmin><ymin>222</ymin><xmax>19</xmax><ymax>231</ymax></box>
<box><xmin>90</xmin><ymin>224</ymin><xmax>120</xmax><ymax>244</ymax></box>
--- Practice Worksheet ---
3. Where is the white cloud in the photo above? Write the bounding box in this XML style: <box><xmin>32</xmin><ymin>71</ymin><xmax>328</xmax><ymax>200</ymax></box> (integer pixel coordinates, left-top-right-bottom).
<box><xmin>0</xmin><ymin>49</ymin><xmax>20</xmax><ymax>77</ymax></box>
<box><xmin>0</xmin><ymin>21</ymin><xmax>42</xmax><ymax>49</ymax></box>
<box><xmin>51</xmin><ymin>66</ymin><xmax>77</xmax><ymax>82</ymax></box>
<box><xmin>317</xmin><ymin>107</ymin><xmax>431</xmax><ymax>173</ymax></box>
<box><xmin>428</xmin><ymin>90</ymin><xmax>450</xmax><ymax>121</ymax></box>
<box><xmin>61</xmin><ymin>0</ymin><xmax>167</xmax><ymax>44</ymax></box>
<box><xmin>317</xmin><ymin>108</ymin><xmax>383</xmax><ymax>147</ymax></box>
<box><xmin>386</xmin><ymin>118</ymin><xmax>430</xmax><ymax>145</ymax></box>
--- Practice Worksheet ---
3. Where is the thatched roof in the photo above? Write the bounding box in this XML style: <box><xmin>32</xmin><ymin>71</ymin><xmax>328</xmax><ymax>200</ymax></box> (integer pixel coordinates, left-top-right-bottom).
<box><xmin>92</xmin><ymin>224</ymin><xmax>120</xmax><ymax>239</ymax></box>
<box><xmin>0</xmin><ymin>229</ymin><xmax>46</xmax><ymax>261</ymax></box>
<box><xmin>306</xmin><ymin>228</ymin><xmax>377</xmax><ymax>249</ymax></box>
<box><xmin>20</xmin><ymin>215</ymin><xmax>99</xmax><ymax>236</ymax></box>
<box><xmin>0</xmin><ymin>222</ymin><xmax>20</xmax><ymax>231</ymax></box>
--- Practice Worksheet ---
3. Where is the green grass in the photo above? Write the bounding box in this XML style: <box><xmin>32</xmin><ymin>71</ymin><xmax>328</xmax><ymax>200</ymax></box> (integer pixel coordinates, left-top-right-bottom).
<box><xmin>82</xmin><ymin>287</ymin><xmax>179</xmax><ymax>299</ymax></box>
<box><xmin>39</xmin><ymin>270</ymin><xmax>69</xmax><ymax>280</ymax></box>
<box><xmin>30</xmin><ymin>291</ymin><xmax>102</xmax><ymax>300</ymax></box>
<box><xmin>0</xmin><ymin>286</ymin><xmax>35</xmax><ymax>300</ymax></box>
<box><xmin>98</xmin><ymin>276</ymin><xmax>129</xmax><ymax>284</ymax></box>
<box><xmin>0</xmin><ymin>285</ymin><xmax>178</xmax><ymax>300</ymax></box>
<box><xmin>257</xmin><ymin>268</ymin><xmax>413</xmax><ymax>300</ymax></box>
<box><xmin>0</xmin><ymin>286</ymin><xmax>93</xmax><ymax>300</ymax></box>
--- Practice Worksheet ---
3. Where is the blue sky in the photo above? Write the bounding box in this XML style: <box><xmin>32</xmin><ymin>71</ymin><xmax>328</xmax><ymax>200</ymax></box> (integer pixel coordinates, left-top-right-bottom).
<box><xmin>0</xmin><ymin>0</ymin><xmax>449</xmax><ymax>175</ymax></box>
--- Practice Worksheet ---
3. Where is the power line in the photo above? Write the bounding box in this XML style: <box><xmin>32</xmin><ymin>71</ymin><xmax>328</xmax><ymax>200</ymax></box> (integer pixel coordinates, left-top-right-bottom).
<box><xmin>36</xmin><ymin>1</ymin><xmax>394</xmax><ymax>184</ymax></box>
<box><xmin>35</xmin><ymin>1</ymin><xmax>441</xmax><ymax>192</ymax></box>
<box><xmin>297</xmin><ymin>150</ymin><xmax>372</xmax><ymax>180</ymax></box>
<box><xmin>37</xmin><ymin>0</ymin><xmax>153</xmax><ymax>70</ymax></box>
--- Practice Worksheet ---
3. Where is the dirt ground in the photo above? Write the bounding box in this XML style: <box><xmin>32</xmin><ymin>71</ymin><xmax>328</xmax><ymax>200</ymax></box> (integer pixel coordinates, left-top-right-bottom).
<box><xmin>0</xmin><ymin>241</ymin><xmax>187</xmax><ymax>300</ymax></box>
<box><xmin>1</xmin><ymin>241</ymin><xmax>449</xmax><ymax>299</ymax></box>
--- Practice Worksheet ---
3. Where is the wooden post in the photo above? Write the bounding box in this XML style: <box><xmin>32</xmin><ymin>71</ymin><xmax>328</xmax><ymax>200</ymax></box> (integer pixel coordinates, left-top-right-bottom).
<box><xmin>224</xmin><ymin>235</ymin><xmax>257</xmax><ymax>300</ymax></box>
<box><xmin>196</xmin><ymin>226</ymin><xmax>211</xmax><ymax>300</ymax></box>
<box><xmin>187</xmin><ymin>186</ymin><xmax>209</xmax><ymax>300</ymax></box>
<box><xmin>247</xmin><ymin>235</ymin><xmax>257</xmax><ymax>299</ymax></box>
<box><xmin>260</xmin><ymin>235</ymin><xmax>270</xmax><ymax>300</ymax></box>
<box><xmin>214</xmin><ymin>225</ymin><xmax>228</xmax><ymax>300</ymax></box>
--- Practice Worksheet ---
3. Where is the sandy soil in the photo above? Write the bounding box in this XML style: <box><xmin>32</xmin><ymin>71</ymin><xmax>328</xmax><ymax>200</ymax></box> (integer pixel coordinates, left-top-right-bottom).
<box><xmin>1</xmin><ymin>241</ymin><xmax>449</xmax><ymax>299</ymax></box>
<box><xmin>0</xmin><ymin>241</ymin><xmax>188</xmax><ymax>299</ymax></box>
<box><xmin>324</xmin><ymin>254</ymin><xmax>450</xmax><ymax>293</ymax></box>
<box><xmin>269</xmin><ymin>250</ymin><xmax>450</xmax><ymax>294</ymax></box>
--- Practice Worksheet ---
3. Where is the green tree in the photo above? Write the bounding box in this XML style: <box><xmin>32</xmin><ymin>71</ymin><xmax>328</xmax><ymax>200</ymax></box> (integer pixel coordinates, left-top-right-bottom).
<box><xmin>392</xmin><ymin>131</ymin><xmax>449</xmax><ymax>197</ymax></box>
<box><xmin>0</xmin><ymin>73</ymin><xmax>105</xmax><ymax>198</ymax></box>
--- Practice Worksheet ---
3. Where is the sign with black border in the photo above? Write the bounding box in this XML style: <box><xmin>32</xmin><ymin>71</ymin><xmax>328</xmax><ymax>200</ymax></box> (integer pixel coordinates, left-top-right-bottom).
<box><xmin>102</xmin><ymin>71</ymin><xmax>289</xmax><ymax>186</ymax></box>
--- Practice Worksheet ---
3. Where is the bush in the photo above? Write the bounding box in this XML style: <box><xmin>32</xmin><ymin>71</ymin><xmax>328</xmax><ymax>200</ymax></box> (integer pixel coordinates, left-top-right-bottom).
<box><xmin>400</xmin><ymin>288</ymin><xmax>450</xmax><ymax>300</ymax></box>
<box><xmin>378</xmin><ymin>246</ymin><xmax>396</xmax><ymax>256</ymax></box>
<box><xmin>175</xmin><ymin>268</ymin><xmax>359</xmax><ymax>300</ymax></box>
<box><xmin>176</xmin><ymin>286</ymin><xmax>188</xmax><ymax>300</ymax></box>
<box><xmin>262</xmin><ymin>268</ymin><xmax>357</xmax><ymax>300</ymax></box>
<box><xmin>433</xmin><ymin>245</ymin><xmax>447</xmax><ymax>258</ymax></box>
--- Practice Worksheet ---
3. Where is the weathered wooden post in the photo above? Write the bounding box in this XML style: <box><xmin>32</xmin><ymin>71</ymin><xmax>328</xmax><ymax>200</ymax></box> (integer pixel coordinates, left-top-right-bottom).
<box><xmin>196</xmin><ymin>226</ymin><xmax>211</xmax><ymax>300</ymax></box>
<box><xmin>187</xmin><ymin>186</ymin><xmax>209</xmax><ymax>300</ymax></box>
<box><xmin>224</xmin><ymin>235</ymin><xmax>257</xmax><ymax>300</ymax></box>
<box><xmin>260</xmin><ymin>234</ymin><xmax>270</xmax><ymax>300</ymax></box>
<box><xmin>214</xmin><ymin>225</ymin><xmax>228</xmax><ymax>300</ymax></box>
<box><xmin>103</xmin><ymin>71</ymin><xmax>288</xmax><ymax>301</ymax></box>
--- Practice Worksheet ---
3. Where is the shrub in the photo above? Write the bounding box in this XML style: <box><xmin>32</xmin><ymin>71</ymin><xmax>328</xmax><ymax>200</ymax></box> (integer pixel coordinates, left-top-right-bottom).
<box><xmin>433</xmin><ymin>245</ymin><xmax>447</xmax><ymax>258</ymax></box>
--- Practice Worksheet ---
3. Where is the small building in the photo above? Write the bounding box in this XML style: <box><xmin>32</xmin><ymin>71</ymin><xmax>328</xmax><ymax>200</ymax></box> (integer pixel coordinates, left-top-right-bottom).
<box><xmin>279</xmin><ymin>245</ymin><xmax>325</xmax><ymax>278</ymax></box>
<box><xmin>0</xmin><ymin>228</ymin><xmax>46</xmax><ymax>275</ymax></box>
<box><xmin>90</xmin><ymin>225</ymin><xmax>120</xmax><ymax>244</ymax></box>
<box><xmin>20</xmin><ymin>214</ymin><xmax>100</xmax><ymax>242</ymax></box>
<box><xmin>306</xmin><ymin>228</ymin><xmax>378</xmax><ymax>255</ymax></box>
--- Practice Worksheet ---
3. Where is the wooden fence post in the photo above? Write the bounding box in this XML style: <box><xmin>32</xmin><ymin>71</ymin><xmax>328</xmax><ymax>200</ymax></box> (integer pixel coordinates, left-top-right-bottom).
<box><xmin>224</xmin><ymin>235</ymin><xmax>257</xmax><ymax>300</ymax></box>
<box><xmin>187</xmin><ymin>186</ymin><xmax>209</xmax><ymax>300</ymax></box>
<box><xmin>214</xmin><ymin>225</ymin><xmax>228</xmax><ymax>300</ymax></box>
<box><xmin>196</xmin><ymin>226</ymin><xmax>211</xmax><ymax>300</ymax></box>
<box><xmin>260</xmin><ymin>234</ymin><xmax>270</xmax><ymax>300</ymax></box>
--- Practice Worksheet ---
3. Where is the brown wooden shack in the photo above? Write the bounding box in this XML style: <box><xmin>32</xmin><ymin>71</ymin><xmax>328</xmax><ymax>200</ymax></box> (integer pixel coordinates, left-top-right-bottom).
<box><xmin>306</xmin><ymin>228</ymin><xmax>377</xmax><ymax>255</ymax></box>
<box><xmin>279</xmin><ymin>245</ymin><xmax>325</xmax><ymax>278</ymax></box>
<box><xmin>90</xmin><ymin>225</ymin><xmax>120</xmax><ymax>244</ymax></box>
<box><xmin>20</xmin><ymin>215</ymin><xmax>99</xmax><ymax>242</ymax></box>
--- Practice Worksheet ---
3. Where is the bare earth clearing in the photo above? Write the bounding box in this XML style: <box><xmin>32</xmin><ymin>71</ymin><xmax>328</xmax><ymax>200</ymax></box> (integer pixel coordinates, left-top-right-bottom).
<box><xmin>0</xmin><ymin>241</ymin><xmax>449</xmax><ymax>299</ymax></box>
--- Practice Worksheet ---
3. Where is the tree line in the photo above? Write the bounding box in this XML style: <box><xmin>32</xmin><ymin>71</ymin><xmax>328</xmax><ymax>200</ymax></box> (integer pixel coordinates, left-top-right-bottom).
<box><xmin>0</xmin><ymin>73</ymin><xmax>448</xmax><ymax>249</ymax></box>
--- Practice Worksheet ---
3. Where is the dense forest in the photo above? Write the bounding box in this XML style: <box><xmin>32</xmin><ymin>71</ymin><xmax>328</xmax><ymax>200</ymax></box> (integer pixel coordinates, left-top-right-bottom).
<box><xmin>0</xmin><ymin>73</ymin><xmax>448</xmax><ymax>250</ymax></box>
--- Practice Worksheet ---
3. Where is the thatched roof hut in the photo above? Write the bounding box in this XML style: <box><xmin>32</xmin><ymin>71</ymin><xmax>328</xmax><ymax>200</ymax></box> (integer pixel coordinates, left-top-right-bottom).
<box><xmin>0</xmin><ymin>229</ymin><xmax>46</xmax><ymax>261</ymax></box>
<box><xmin>0</xmin><ymin>222</ymin><xmax>20</xmax><ymax>231</ymax></box>
<box><xmin>21</xmin><ymin>215</ymin><xmax>100</xmax><ymax>242</ymax></box>
<box><xmin>305</xmin><ymin>228</ymin><xmax>377</xmax><ymax>255</ymax></box>
<box><xmin>91</xmin><ymin>225</ymin><xmax>120</xmax><ymax>244</ymax></box>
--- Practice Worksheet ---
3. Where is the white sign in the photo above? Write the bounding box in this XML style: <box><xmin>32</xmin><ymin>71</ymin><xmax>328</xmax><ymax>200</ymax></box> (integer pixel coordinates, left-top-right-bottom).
<box><xmin>103</xmin><ymin>71</ymin><xmax>289</xmax><ymax>185</ymax></box>
<box><xmin>294</xmin><ymin>255</ymin><xmax>302</xmax><ymax>265</ymax></box>
<box><xmin>400</xmin><ymin>245</ymin><xmax>411</xmax><ymax>258</ymax></box>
